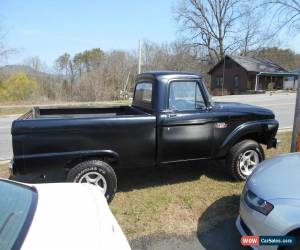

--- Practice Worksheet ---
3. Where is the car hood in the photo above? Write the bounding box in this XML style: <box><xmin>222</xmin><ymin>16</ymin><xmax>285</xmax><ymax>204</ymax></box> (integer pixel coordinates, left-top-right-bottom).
<box><xmin>213</xmin><ymin>102</ymin><xmax>274</xmax><ymax>119</ymax></box>
<box><xmin>21</xmin><ymin>183</ymin><xmax>130</xmax><ymax>250</ymax></box>
<box><xmin>247</xmin><ymin>153</ymin><xmax>300</xmax><ymax>201</ymax></box>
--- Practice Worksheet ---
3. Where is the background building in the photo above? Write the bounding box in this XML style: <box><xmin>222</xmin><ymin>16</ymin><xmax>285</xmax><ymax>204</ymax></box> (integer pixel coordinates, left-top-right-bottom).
<box><xmin>208</xmin><ymin>55</ymin><xmax>298</xmax><ymax>95</ymax></box>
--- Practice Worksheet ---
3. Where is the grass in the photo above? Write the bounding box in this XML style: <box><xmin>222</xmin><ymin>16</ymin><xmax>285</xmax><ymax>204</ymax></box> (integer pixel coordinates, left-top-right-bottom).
<box><xmin>110</xmin><ymin>131</ymin><xmax>292</xmax><ymax>240</ymax></box>
<box><xmin>0</xmin><ymin>131</ymin><xmax>292</xmax><ymax>240</ymax></box>
<box><xmin>0</xmin><ymin>107</ymin><xmax>30</xmax><ymax>116</ymax></box>
<box><xmin>0</xmin><ymin>161</ymin><xmax>9</xmax><ymax>179</ymax></box>
<box><xmin>0</xmin><ymin>100</ymin><xmax>131</xmax><ymax>116</ymax></box>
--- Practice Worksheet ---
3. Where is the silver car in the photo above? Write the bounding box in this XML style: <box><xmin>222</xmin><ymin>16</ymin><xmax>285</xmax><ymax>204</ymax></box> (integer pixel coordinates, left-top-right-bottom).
<box><xmin>236</xmin><ymin>153</ymin><xmax>300</xmax><ymax>250</ymax></box>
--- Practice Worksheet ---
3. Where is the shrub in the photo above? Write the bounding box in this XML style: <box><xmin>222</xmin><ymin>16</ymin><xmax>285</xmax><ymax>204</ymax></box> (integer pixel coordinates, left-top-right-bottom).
<box><xmin>0</xmin><ymin>72</ymin><xmax>37</xmax><ymax>101</ymax></box>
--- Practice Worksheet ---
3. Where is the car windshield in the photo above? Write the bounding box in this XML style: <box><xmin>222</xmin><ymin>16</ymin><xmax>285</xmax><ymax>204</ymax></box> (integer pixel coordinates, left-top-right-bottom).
<box><xmin>0</xmin><ymin>180</ymin><xmax>37</xmax><ymax>250</ymax></box>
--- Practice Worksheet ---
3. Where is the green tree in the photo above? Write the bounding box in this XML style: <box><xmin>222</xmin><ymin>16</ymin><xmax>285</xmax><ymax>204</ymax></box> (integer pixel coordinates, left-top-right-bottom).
<box><xmin>74</xmin><ymin>48</ymin><xmax>104</xmax><ymax>74</ymax></box>
<box><xmin>0</xmin><ymin>72</ymin><xmax>37</xmax><ymax>101</ymax></box>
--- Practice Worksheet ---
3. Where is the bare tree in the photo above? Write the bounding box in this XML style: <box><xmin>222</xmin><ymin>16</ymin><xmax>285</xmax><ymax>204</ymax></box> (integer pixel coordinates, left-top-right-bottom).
<box><xmin>0</xmin><ymin>25</ymin><xmax>17</xmax><ymax>63</ymax></box>
<box><xmin>175</xmin><ymin>0</ymin><xmax>268</xmax><ymax>64</ymax></box>
<box><xmin>264</xmin><ymin>0</ymin><xmax>300</xmax><ymax>31</ymax></box>
<box><xmin>23</xmin><ymin>56</ymin><xmax>44</xmax><ymax>72</ymax></box>
<box><xmin>265</xmin><ymin>1</ymin><xmax>300</xmax><ymax>151</ymax></box>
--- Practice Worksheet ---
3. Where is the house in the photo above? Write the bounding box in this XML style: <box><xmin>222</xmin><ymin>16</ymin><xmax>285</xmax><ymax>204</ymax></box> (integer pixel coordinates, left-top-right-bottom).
<box><xmin>208</xmin><ymin>55</ymin><xmax>298</xmax><ymax>95</ymax></box>
<box><xmin>284</xmin><ymin>68</ymin><xmax>299</xmax><ymax>90</ymax></box>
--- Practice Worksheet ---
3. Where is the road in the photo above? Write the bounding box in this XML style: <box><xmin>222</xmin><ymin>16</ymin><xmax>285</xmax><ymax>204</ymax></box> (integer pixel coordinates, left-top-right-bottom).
<box><xmin>213</xmin><ymin>92</ymin><xmax>296</xmax><ymax>129</ymax></box>
<box><xmin>0</xmin><ymin>115</ymin><xmax>15</xmax><ymax>160</ymax></box>
<box><xmin>0</xmin><ymin>93</ymin><xmax>296</xmax><ymax>160</ymax></box>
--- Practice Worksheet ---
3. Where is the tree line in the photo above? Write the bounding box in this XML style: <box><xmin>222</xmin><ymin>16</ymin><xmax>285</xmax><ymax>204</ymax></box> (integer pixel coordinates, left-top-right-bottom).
<box><xmin>0</xmin><ymin>0</ymin><xmax>299</xmax><ymax>103</ymax></box>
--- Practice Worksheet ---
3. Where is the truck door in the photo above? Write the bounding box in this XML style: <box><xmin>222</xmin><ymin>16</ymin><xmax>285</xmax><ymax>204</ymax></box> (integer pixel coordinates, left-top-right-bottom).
<box><xmin>157</xmin><ymin>80</ymin><xmax>214</xmax><ymax>163</ymax></box>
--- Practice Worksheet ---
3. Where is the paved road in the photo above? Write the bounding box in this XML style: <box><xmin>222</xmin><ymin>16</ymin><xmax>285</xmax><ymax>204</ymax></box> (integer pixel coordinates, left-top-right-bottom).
<box><xmin>0</xmin><ymin>93</ymin><xmax>296</xmax><ymax>159</ymax></box>
<box><xmin>213</xmin><ymin>92</ymin><xmax>296</xmax><ymax>129</ymax></box>
<box><xmin>0</xmin><ymin>116</ymin><xmax>15</xmax><ymax>160</ymax></box>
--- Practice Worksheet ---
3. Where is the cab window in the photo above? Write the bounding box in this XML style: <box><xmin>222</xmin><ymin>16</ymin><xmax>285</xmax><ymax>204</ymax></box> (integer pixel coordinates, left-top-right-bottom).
<box><xmin>169</xmin><ymin>81</ymin><xmax>206</xmax><ymax>111</ymax></box>
<box><xmin>133</xmin><ymin>82</ymin><xmax>153</xmax><ymax>111</ymax></box>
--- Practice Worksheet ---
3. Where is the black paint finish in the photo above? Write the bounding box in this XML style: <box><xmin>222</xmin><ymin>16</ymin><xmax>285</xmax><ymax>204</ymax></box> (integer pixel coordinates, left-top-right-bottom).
<box><xmin>11</xmin><ymin>71</ymin><xmax>278</xmax><ymax>177</ymax></box>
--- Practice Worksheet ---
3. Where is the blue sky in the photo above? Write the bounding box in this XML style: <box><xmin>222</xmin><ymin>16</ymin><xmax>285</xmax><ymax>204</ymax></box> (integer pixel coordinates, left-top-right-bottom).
<box><xmin>1</xmin><ymin>0</ymin><xmax>300</xmax><ymax>67</ymax></box>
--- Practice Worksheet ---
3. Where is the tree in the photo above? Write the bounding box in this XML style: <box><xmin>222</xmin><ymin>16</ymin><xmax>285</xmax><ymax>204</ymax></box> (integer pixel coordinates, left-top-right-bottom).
<box><xmin>0</xmin><ymin>72</ymin><xmax>37</xmax><ymax>101</ymax></box>
<box><xmin>175</xmin><ymin>0</ymin><xmax>267</xmax><ymax>64</ymax></box>
<box><xmin>251</xmin><ymin>47</ymin><xmax>300</xmax><ymax>71</ymax></box>
<box><xmin>73</xmin><ymin>48</ymin><xmax>104</xmax><ymax>74</ymax></box>
<box><xmin>265</xmin><ymin>1</ymin><xmax>300</xmax><ymax>152</ymax></box>
<box><xmin>23</xmin><ymin>56</ymin><xmax>44</xmax><ymax>72</ymax></box>
<box><xmin>264</xmin><ymin>0</ymin><xmax>300</xmax><ymax>31</ymax></box>
<box><xmin>0</xmin><ymin>25</ymin><xmax>17</xmax><ymax>63</ymax></box>
<box><xmin>55</xmin><ymin>53</ymin><xmax>71</xmax><ymax>77</ymax></box>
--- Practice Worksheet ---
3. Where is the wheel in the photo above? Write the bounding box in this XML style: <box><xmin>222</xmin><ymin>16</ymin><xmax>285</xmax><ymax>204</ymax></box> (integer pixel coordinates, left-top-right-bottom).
<box><xmin>279</xmin><ymin>231</ymin><xmax>300</xmax><ymax>250</ymax></box>
<box><xmin>67</xmin><ymin>160</ymin><xmax>117</xmax><ymax>203</ymax></box>
<box><xmin>226</xmin><ymin>139</ymin><xmax>264</xmax><ymax>181</ymax></box>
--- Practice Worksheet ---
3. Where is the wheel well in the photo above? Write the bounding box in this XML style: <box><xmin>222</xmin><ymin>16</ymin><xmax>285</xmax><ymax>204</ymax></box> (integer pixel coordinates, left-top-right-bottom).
<box><xmin>286</xmin><ymin>228</ymin><xmax>300</xmax><ymax>236</ymax></box>
<box><xmin>65</xmin><ymin>155</ymin><xmax>117</xmax><ymax>170</ymax></box>
<box><xmin>278</xmin><ymin>228</ymin><xmax>300</xmax><ymax>250</ymax></box>
<box><xmin>237</xmin><ymin>132</ymin><xmax>265</xmax><ymax>145</ymax></box>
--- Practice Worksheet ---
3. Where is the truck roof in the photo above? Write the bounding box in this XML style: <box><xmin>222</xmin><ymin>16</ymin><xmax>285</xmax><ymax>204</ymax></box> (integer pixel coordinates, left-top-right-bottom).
<box><xmin>136</xmin><ymin>71</ymin><xmax>202</xmax><ymax>81</ymax></box>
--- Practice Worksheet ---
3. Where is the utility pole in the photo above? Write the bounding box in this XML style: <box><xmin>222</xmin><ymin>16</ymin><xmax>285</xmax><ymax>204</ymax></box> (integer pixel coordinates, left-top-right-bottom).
<box><xmin>291</xmin><ymin>72</ymin><xmax>300</xmax><ymax>152</ymax></box>
<box><xmin>222</xmin><ymin>55</ymin><xmax>226</xmax><ymax>96</ymax></box>
<box><xmin>138</xmin><ymin>40</ymin><xmax>142</xmax><ymax>74</ymax></box>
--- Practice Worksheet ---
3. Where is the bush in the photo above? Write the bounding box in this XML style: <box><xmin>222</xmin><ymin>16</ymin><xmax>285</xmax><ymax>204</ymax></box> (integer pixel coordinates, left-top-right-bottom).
<box><xmin>0</xmin><ymin>72</ymin><xmax>37</xmax><ymax>101</ymax></box>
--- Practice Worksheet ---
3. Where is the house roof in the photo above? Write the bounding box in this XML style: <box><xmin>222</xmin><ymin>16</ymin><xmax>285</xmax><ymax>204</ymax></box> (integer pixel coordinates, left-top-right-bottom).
<box><xmin>208</xmin><ymin>55</ymin><xmax>289</xmax><ymax>74</ymax></box>
<box><xmin>291</xmin><ymin>68</ymin><xmax>300</xmax><ymax>75</ymax></box>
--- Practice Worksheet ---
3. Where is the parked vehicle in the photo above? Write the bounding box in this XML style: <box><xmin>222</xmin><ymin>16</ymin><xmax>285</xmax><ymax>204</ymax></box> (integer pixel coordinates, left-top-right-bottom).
<box><xmin>0</xmin><ymin>178</ymin><xmax>131</xmax><ymax>250</ymax></box>
<box><xmin>10</xmin><ymin>71</ymin><xmax>278</xmax><ymax>201</ymax></box>
<box><xmin>236</xmin><ymin>153</ymin><xmax>300</xmax><ymax>250</ymax></box>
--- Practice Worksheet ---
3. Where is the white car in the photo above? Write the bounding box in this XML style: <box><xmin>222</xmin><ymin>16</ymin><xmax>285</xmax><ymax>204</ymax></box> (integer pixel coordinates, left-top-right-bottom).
<box><xmin>0</xmin><ymin>179</ymin><xmax>131</xmax><ymax>250</ymax></box>
<box><xmin>236</xmin><ymin>153</ymin><xmax>300</xmax><ymax>250</ymax></box>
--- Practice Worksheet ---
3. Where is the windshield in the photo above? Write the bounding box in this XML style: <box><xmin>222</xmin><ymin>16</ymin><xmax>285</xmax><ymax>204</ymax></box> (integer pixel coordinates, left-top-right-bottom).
<box><xmin>0</xmin><ymin>180</ymin><xmax>37</xmax><ymax>250</ymax></box>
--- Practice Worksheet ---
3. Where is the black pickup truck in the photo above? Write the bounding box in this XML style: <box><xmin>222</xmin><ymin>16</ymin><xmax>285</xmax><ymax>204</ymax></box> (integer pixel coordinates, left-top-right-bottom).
<box><xmin>10</xmin><ymin>71</ymin><xmax>278</xmax><ymax>201</ymax></box>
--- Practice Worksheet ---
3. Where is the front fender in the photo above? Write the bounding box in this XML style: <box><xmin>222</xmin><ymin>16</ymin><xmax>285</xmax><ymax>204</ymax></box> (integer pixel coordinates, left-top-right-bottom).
<box><xmin>216</xmin><ymin>119</ymin><xmax>278</xmax><ymax>158</ymax></box>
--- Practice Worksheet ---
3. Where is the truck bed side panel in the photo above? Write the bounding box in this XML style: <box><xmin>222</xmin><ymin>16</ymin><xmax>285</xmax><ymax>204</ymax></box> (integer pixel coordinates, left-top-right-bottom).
<box><xmin>12</xmin><ymin>116</ymin><xmax>156</xmax><ymax>174</ymax></box>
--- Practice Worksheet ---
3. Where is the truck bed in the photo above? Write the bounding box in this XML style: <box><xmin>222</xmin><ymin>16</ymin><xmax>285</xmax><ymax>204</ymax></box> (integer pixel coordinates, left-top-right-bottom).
<box><xmin>18</xmin><ymin>105</ymin><xmax>148</xmax><ymax>120</ymax></box>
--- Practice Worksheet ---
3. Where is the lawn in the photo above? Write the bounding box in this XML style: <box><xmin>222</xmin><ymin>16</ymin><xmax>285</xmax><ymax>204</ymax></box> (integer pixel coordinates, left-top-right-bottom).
<box><xmin>0</xmin><ymin>131</ymin><xmax>292</xmax><ymax>240</ymax></box>
<box><xmin>110</xmin><ymin>131</ymin><xmax>291</xmax><ymax>240</ymax></box>
<box><xmin>0</xmin><ymin>100</ymin><xmax>130</xmax><ymax>116</ymax></box>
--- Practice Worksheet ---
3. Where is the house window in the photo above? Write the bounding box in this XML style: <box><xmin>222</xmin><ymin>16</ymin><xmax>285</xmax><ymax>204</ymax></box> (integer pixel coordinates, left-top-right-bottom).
<box><xmin>215</xmin><ymin>76</ymin><xmax>223</xmax><ymax>87</ymax></box>
<box><xmin>234</xmin><ymin>75</ymin><xmax>239</xmax><ymax>88</ymax></box>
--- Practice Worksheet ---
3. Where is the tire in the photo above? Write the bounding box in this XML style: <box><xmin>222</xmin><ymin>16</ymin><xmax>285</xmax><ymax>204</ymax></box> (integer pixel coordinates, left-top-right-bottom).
<box><xmin>67</xmin><ymin>160</ymin><xmax>117</xmax><ymax>203</ymax></box>
<box><xmin>226</xmin><ymin>139</ymin><xmax>265</xmax><ymax>181</ymax></box>
<box><xmin>279</xmin><ymin>231</ymin><xmax>300</xmax><ymax>250</ymax></box>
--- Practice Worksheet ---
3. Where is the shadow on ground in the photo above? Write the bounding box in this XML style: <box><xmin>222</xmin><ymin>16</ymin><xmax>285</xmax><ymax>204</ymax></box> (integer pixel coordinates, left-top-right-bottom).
<box><xmin>116</xmin><ymin>159</ymin><xmax>230</xmax><ymax>192</ymax></box>
<box><xmin>131</xmin><ymin>195</ymin><xmax>249</xmax><ymax>250</ymax></box>
<box><xmin>9</xmin><ymin>159</ymin><xmax>232</xmax><ymax>192</ymax></box>
<box><xmin>197</xmin><ymin>195</ymin><xmax>249</xmax><ymax>250</ymax></box>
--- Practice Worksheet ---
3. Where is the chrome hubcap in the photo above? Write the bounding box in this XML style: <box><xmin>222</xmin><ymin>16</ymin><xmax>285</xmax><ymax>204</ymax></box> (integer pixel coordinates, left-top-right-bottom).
<box><xmin>239</xmin><ymin>150</ymin><xmax>259</xmax><ymax>176</ymax></box>
<box><xmin>78</xmin><ymin>172</ymin><xmax>107</xmax><ymax>193</ymax></box>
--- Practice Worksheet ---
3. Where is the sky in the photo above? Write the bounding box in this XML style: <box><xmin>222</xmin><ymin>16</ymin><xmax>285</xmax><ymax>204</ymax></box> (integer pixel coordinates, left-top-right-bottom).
<box><xmin>1</xmin><ymin>0</ymin><xmax>300</xmax><ymax>68</ymax></box>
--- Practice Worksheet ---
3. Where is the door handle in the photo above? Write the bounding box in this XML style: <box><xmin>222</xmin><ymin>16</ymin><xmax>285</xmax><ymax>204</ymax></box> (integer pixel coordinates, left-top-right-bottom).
<box><xmin>167</xmin><ymin>113</ymin><xmax>177</xmax><ymax>118</ymax></box>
